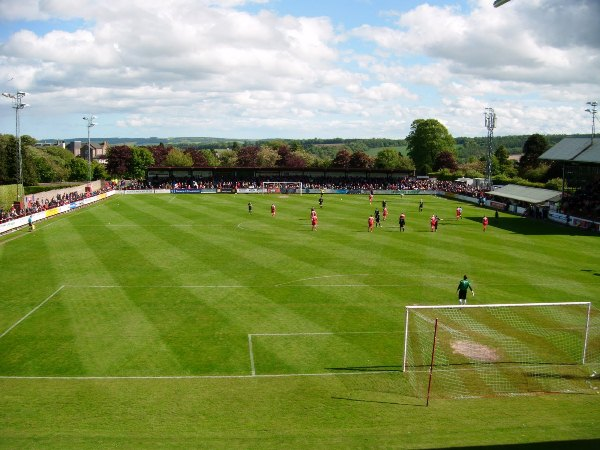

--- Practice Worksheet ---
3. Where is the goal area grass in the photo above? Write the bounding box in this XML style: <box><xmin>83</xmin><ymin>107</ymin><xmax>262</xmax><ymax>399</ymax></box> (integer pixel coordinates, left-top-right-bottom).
<box><xmin>0</xmin><ymin>193</ymin><xmax>599</xmax><ymax>448</ymax></box>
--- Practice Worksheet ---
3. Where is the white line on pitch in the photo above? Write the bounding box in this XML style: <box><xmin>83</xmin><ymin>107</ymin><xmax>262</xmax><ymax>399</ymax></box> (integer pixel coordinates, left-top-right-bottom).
<box><xmin>248</xmin><ymin>334</ymin><xmax>256</xmax><ymax>376</ymax></box>
<box><xmin>275</xmin><ymin>274</ymin><xmax>370</xmax><ymax>287</ymax></box>
<box><xmin>250</xmin><ymin>331</ymin><xmax>401</xmax><ymax>336</ymax></box>
<box><xmin>0</xmin><ymin>371</ymin><xmax>399</xmax><ymax>381</ymax></box>
<box><xmin>0</xmin><ymin>285</ymin><xmax>65</xmax><ymax>340</ymax></box>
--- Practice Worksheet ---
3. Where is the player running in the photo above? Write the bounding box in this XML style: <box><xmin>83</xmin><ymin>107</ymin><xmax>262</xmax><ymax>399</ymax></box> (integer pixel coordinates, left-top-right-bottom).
<box><xmin>369</xmin><ymin>192</ymin><xmax>373</xmax><ymax>204</ymax></box>
<box><xmin>482</xmin><ymin>215</ymin><xmax>489</xmax><ymax>232</ymax></box>
<box><xmin>271</xmin><ymin>204</ymin><xmax>276</xmax><ymax>217</ymax></box>
<box><xmin>368</xmin><ymin>214</ymin><xmax>375</xmax><ymax>232</ymax></box>
<box><xmin>383</xmin><ymin>206</ymin><xmax>388</xmax><ymax>221</ymax></box>
<box><xmin>311</xmin><ymin>212</ymin><xmax>318</xmax><ymax>231</ymax></box>
<box><xmin>456</xmin><ymin>206</ymin><xmax>462</xmax><ymax>220</ymax></box>
<box><xmin>430</xmin><ymin>214</ymin><xmax>437</xmax><ymax>232</ymax></box>
<box><xmin>248</xmin><ymin>202</ymin><xmax>252</xmax><ymax>214</ymax></box>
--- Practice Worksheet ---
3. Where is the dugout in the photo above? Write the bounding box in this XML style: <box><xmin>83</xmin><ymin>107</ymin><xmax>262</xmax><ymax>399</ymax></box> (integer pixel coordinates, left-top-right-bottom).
<box><xmin>485</xmin><ymin>184</ymin><xmax>562</xmax><ymax>218</ymax></box>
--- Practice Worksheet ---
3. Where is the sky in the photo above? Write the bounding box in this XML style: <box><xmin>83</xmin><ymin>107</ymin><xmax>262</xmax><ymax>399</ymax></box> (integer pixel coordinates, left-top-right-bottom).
<box><xmin>0</xmin><ymin>0</ymin><xmax>598</xmax><ymax>140</ymax></box>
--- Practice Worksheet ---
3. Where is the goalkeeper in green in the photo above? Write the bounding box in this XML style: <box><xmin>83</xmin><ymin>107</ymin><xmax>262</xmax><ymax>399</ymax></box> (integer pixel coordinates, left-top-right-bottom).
<box><xmin>457</xmin><ymin>275</ymin><xmax>474</xmax><ymax>305</ymax></box>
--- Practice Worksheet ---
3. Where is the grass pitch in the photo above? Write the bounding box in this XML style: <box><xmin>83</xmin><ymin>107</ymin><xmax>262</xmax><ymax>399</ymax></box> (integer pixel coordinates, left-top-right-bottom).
<box><xmin>1</xmin><ymin>193</ymin><xmax>599</xmax><ymax>448</ymax></box>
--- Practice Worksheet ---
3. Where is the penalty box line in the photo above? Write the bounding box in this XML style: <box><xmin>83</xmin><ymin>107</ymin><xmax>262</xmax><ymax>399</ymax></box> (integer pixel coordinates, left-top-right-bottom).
<box><xmin>248</xmin><ymin>331</ymin><xmax>402</xmax><ymax>377</ymax></box>
<box><xmin>0</xmin><ymin>285</ymin><xmax>65</xmax><ymax>341</ymax></box>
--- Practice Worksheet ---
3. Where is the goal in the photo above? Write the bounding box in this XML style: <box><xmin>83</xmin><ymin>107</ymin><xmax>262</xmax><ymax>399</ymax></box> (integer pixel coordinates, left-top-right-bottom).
<box><xmin>261</xmin><ymin>181</ymin><xmax>303</xmax><ymax>195</ymax></box>
<box><xmin>402</xmin><ymin>302</ymin><xmax>599</xmax><ymax>400</ymax></box>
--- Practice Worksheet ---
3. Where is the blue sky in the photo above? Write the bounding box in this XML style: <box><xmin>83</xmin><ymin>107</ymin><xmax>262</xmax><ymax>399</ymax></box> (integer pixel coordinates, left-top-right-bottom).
<box><xmin>0</xmin><ymin>0</ymin><xmax>598</xmax><ymax>140</ymax></box>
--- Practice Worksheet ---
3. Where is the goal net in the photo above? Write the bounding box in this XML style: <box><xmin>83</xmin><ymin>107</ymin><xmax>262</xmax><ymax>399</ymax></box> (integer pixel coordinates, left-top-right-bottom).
<box><xmin>261</xmin><ymin>182</ymin><xmax>303</xmax><ymax>195</ymax></box>
<box><xmin>403</xmin><ymin>302</ymin><xmax>600</xmax><ymax>400</ymax></box>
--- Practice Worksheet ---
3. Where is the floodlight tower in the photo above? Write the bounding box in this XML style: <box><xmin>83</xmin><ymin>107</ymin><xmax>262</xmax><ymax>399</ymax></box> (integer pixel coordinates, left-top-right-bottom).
<box><xmin>585</xmin><ymin>101</ymin><xmax>597</xmax><ymax>144</ymax></box>
<box><xmin>2</xmin><ymin>91</ymin><xmax>29</xmax><ymax>203</ymax></box>
<box><xmin>484</xmin><ymin>107</ymin><xmax>496</xmax><ymax>188</ymax></box>
<box><xmin>83</xmin><ymin>115</ymin><xmax>97</xmax><ymax>182</ymax></box>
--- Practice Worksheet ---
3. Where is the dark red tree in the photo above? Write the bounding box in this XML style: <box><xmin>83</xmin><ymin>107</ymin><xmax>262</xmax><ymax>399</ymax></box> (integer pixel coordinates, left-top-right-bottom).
<box><xmin>106</xmin><ymin>145</ymin><xmax>132</xmax><ymax>176</ymax></box>
<box><xmin>349</xmin><ymin>150</ymin><xmax>374</xmax><ymax>169</ymax></box>
<box><xmin>236</xmin><ymin>145</ymin><xmax>260</xmax><ymax>167</ymax></box>
<box><xmin>433</xmin><ymin>150</ymin><xmax>459</xmax><ymax>171</ymax></box>
<box><xmin>331</xmin><ymin>148</ymin><xmax>352</xmax><ymax>168</ymax></box>
<box><xmin>148</xmin><ymin>144</ymin><xmax>170</xmax><ymax>166</ymax></box>
<box><xmin>184</xmin><ymin>148</ymin><xmax>209</xmax><ymax>166</ymax></box>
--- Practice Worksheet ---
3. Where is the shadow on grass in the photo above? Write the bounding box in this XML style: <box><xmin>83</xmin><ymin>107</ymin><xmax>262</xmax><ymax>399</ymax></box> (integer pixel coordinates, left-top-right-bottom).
<box><xmin>463</xmin><ymin>215</ymin><xmax>597</xmax><ymax>236</ymax></box>
<box><xmin>437</xmin><ymin>439</ymin><xmax>600</xmax><ymax>450</ymax></box>
<box><xmin>331</xmin><ymin>396</ymin><xmax>425</xmax><ymax>407</ymax></box>
<box><xmin>326</xmin><ymin>365</ymin><xmax>403</xmax><ymax>372</ymax></box>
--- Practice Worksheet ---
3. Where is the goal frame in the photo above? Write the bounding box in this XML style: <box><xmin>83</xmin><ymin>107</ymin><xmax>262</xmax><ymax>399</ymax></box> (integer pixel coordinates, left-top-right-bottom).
<box><xmin>261</xmin><ymin>181</ymin><xmax>303</xmax><ymax>195</ymax></box>
<box><xmin>402</xmin><ymin>301</ymin><xmax>593</xmax><ymax>372</ymax></box>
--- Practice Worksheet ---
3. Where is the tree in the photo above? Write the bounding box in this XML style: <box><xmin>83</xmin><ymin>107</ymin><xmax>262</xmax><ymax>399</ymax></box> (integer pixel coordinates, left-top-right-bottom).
<box><xmin>494</xmin><ymin>145</ymin><xmax>510</xmax><ymax>167</ymax></box>
<box><xmin>219</xmin><ymin>149</ymin><xmax>237</xmax><ymax>167</ymax></box>
<box><xmin>93</xmin><ymin>161</ymin><xmax>108</xmax><ymax>180</ymax></box>
<box><xmin>331</xmin><ymin>148</ymin><xmax>352</xmax><ymax>168</ymax></box>
<box><xmin>200</xmin><ymin>150</ymin><xmax>220</xmax><ymax>167</ymax></box>
<box><xmin>148</xmin><ymin>144</ymin><xmax>170</xmax><ymax>166</ymax></box>
<box><xmin>257</xmin><ymin>146</ymin><xmax>280</xmax><ymax>167</ymax></box>
<box><xmin>236</xmin><ymin>145</ymin><xmax>260</xmax><ymax>167</ymax></box>
<box><xmin>375</xmin><ymin>148</ymin><xmax>401</xmax><ymax>169</ymax></box>
<box><xmin>128</xmin><ymin>147</ymin><xmax>155</xmax><ymax>178</ymax></box>
<box><xmin>398</xmin><ymin>155</ymin><xmax>416</xmax><ymax>172</ymax></box>
<box><xmin>106</xmin><ymin>145</ymin><xmax>132</xmax><ymax>177</ymax></box>
<box><xmin>184</xmin><ymin>148</ymin><xmax>209</xmax><ymax>166</ymax></box>
<box><xmin>349</xmin><ymin>150</ymin><xmax>374</xmax><ymax>168</ymax></box>
<box><xmin>406</xmin><ymin>119</ymin><xmax>455</xmax><ymax>174</ymax></box>
<box><xmin>519</xmin><ymin>134</ymin><xmax>549</xmax><ymax>177</ymax></box>
<box><xmin>68</xmin><ymin>157</ymin><xmax>89</xmax><ymax>181</ymax></box>
<box><xmin>164</xmin><ymin>148</ymin><xmax>193</xmax><ymax>167</ymax></box>
<box><xmin>433</xmin><ymin>150</ymin><xmax>458</xmax><ymax>171</ymax></box>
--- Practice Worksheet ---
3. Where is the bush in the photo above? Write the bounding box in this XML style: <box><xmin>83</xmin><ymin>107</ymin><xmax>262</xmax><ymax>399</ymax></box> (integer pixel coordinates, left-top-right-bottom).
<box><xmin>544</xmin><ymin>178</ymin><xmax>564</xmax><ymax>191</ymax></box>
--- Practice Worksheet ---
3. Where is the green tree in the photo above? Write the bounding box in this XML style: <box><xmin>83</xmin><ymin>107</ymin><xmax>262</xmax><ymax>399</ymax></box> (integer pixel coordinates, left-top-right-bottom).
<box><xmin>398</xmin><ymin>154</ymin><xmax>416</xmax><ymax>172</ymax></box>
<box><xmin>519</xmin><ymin>133</ymin><xmax>549</xmax><ymax>175</ymax></box>
<box><xmin>128</xmin><ymin>147</ymin><xmax>155</xmax><ymax>179</ymax></box>
<box><xmin>68</xmin><ymin>157</ymin><xmax>89</xmax><ymax>181</ymax></box>
<box><xmin>201</xmin><ymin>150</ymin><xmax>220</xmax><ymax>167</ymax></box>
<box><xmin>495</xmin><ymin>145</ymin><xmax>510</xmax><ymax>167</ymax></box>
<box><xmin>164</xmin><ymin>148</ymin><xmax>193</xmax><ymax>167</ymax></box>
<box><xmin>218</xmin><ymin>150</ymin><xmax>237</xmax><ymax>167</ymax></box>
<box><xmin>93</xmin><ymin>162</ymin><xmax>109</xmax><ymax>180</ymax></box>
<box><xmin>406</xmin><ymin>119</ymin><xmax>455</xmax><ymax>174</ymax></box>
<box><xmin>374</xmin><ymin>148</ymin><xmax>401</xmax><ymax>169</ymax></box>
<box><xmin>257</xmin><ymin>146</ymin><xmax>280</xmax><ymax>167</ymax></box>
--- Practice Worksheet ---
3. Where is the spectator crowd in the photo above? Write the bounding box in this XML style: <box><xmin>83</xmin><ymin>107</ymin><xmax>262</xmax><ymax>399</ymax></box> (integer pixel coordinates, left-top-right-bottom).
<box><xmin>0</xmin><ymin>185</ymin><xmax>114</xmax><ymax>224</ymax></box>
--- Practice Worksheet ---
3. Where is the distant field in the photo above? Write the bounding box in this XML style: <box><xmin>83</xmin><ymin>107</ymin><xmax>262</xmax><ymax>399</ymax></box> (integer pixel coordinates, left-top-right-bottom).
<box><xmin>1</xmin><ymin>193</ymin><xmax>599</xmax><ymax>448</ymax></box>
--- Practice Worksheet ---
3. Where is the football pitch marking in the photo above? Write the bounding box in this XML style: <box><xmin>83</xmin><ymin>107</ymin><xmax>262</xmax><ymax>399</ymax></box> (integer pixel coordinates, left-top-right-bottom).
<box><xmin>0</xmin><ymin>371</ymin><xmax>400</xmax><ymax>381</ymax></box>
<box><xmin>248</xmin><ymin>331</ymin><xmax>402</xmax><ymax>377</ymax></box>
<box><xmin>0</xmin><ymin>285</ymin><xmax>64</xmax><ymax>340</ymax></box>
<box><xmin>275</xmin><ymin>274</ymin><xmax>370</xmax><ymax>287</ymax></box>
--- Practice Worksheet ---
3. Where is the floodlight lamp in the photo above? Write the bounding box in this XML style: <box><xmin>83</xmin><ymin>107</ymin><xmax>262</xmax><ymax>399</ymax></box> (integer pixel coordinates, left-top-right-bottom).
<box><xmin>17</xmin><ymin>91</ymin><xmax>27</xmax><ymax>96</ymax></box>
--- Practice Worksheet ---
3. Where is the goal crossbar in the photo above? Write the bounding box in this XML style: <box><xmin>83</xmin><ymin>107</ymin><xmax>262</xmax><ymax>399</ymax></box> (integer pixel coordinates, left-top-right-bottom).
<box><xmin>406</xmin><ymin>302</ymin><xmax>592</xmax><ymax>310</ymax></box>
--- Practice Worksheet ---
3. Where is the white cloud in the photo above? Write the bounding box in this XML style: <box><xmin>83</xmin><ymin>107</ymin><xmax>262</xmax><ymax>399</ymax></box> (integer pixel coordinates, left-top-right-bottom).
<box><xmin>0</xmin><ymin>0</ymin><xmax>597</xmax><ymax>139</ymax></box>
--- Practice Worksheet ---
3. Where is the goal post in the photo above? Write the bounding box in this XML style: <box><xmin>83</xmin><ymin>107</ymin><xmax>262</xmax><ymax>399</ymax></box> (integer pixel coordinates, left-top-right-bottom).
<box><xmin>261</xmin><ymin>182</ymin><xmax>303</xmax><ymax>195</ymax></box>
<box><xmin>403</xmin><ymin>302</ymin><xmax>598</xmax><ymax>399</ymax></box>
